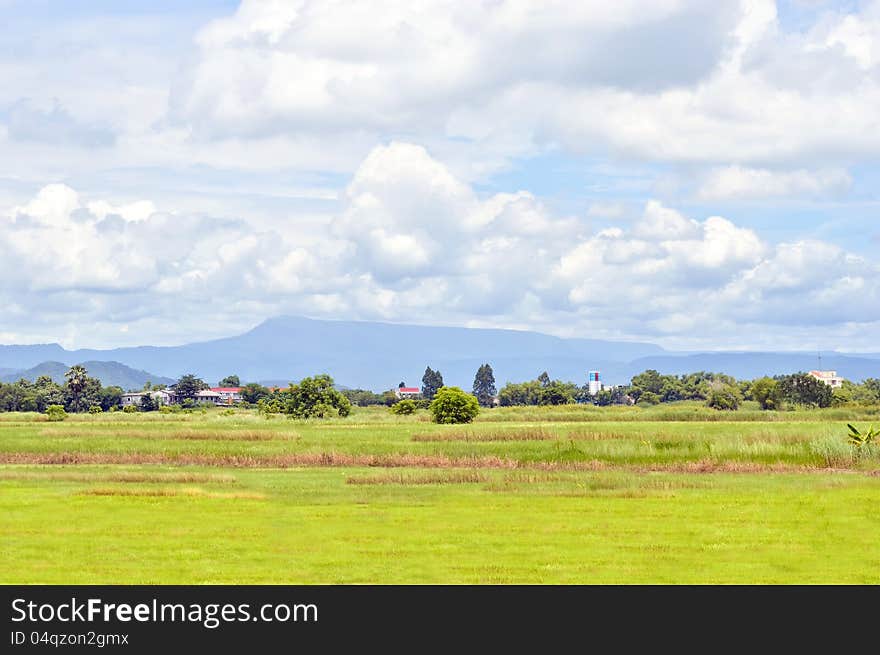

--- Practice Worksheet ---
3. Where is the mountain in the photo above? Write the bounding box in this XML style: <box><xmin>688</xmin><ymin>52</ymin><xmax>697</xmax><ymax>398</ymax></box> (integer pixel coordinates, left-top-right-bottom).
<box><xmin>0</xmin><ymin>361</ymin><xmax>175</xmax><ymax>390</ymax></box>
<box><xmin>0</xmin><ymin>316</ymin><xmax>877</xmax><ymax>389</ymax></box>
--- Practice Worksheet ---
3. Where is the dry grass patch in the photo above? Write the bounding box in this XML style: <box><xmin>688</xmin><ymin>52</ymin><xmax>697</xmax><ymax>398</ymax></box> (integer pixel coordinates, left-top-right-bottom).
<box><xmin>412</xmin><ymin>428</ymin><xmax>556</xmax><ymax>442</ymax></box>
<box><xmin>38</xmin><ymin>428</ymin><xmax>298</xmax><ymax>441</ymax></box>
<box><xmin>0</xmin><ymin>452</ymin><xmax>520</xmax><ymax>469</ymax></box>
<box><xmin>346</xmin><ymin>471</ymin><xmax>488</xmax><ymax>485</ymax></box>
<box><xmin>78</xmin><ymin>487</ymin><xmax>264</xmax><ymax>499</ymax></box>
<box><xmin>0</xmin><ymin>470</ymin><xmax>236</xmax><ymax>484</ymax></box>
<box><xmin>564</xmin><ymin>429</ymin><xmax>630</xmax><ymax>441</ymax></box>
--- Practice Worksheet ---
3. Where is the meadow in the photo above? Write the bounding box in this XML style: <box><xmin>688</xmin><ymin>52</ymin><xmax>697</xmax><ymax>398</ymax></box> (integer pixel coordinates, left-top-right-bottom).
<box><xmin>2</xmin><ymin>402</ymin><xmax>880</xmax><ymax>583</ymax></box>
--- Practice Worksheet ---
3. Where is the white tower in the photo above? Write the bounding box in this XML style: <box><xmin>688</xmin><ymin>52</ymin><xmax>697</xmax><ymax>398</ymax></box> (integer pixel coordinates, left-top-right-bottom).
<box><xmin>588</xmin><ymin>371</ymin><xmax>602</xmax><ymax>395</ymax></box>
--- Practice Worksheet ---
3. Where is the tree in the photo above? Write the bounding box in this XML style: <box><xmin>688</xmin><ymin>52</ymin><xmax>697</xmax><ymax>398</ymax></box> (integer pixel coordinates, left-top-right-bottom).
<box><xmin>538</xmin><ymin>380</ymin><xmax>577</xmax><ymax>405</ymax></box>
<box><xmin>429</xmin><ymin>386</ymin><xmax>480</xmax><ymax>424</ymax></box>
<box><xmin>630</xmin><ymin>369</ymin><xmax>664</xmax><ymax>402</ymax></box>
<box><xmin>705</xmin><ymin>381</ymin><xmax>742</xmax><ymax>410</ymax></box>
<box><xmin>241</xmin><ymin>382</ymin><xmax>270</xmax><ymax>404</ymax></box>
<box><xmin>341</xmin><ymin>389</ymin><xmax>386</xmax><ymax>406</ymax></box>
<box><xmin>778</xmin><ymin>373</ymin><xmax>833</xmax><ymax>408</ymax></box>
<box><xmin>472</xmin><ymin>364</ymin><xmax>497</xmax><ymax>407</ymax></box>
<box><xmin>140</xmin><ymin>393</ymin><xmax>157</xmax><ymax>412</ymax></box>
<box><xmin>750</xmin><ymin>377</ymin><xmax>780</xmax><ymax>410</ymax></box>
<box><xmin>537</xmin><ymin>371</ymin><xmax>551</xmax><ymax>388</ymax></box>
<box><xmin>64</xmin><ymin>365</ymin><xmax>89</xmax><ymax>412</ymax></box>
<box><xmin>282</xmin><ymin>374</ymin><xmax>351</xmax><ymax>419</ymax></box>
<box><xmin>498</xmin><ymin>380</ymin><xmax>541</xmax><ymax>406</ymax></box>
<box><xmin>219</xmin><ymin>375</ymin><xmax>241</xmax><ymax>387</ymax></box>
<box><xmin>175</xmin><ymin>374</ymin><xmax>208</xmax><ymax>403</ymax></box>
<box><xmin>421</xmin><ymin>367</ymin><xmax>444</xmax><ymax>400</ymax></box>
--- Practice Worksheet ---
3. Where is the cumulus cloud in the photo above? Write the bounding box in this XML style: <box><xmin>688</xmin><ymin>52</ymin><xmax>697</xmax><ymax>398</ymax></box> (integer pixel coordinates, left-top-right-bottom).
<box><xmin>1</xmin><ymin>142</ymin><xmax>878</xmax><ymax>349</ymax></box>
<box><xmin>158</xmin><ymin>0</ymin><xmax>880</xmax><ymax>173</ymax></box>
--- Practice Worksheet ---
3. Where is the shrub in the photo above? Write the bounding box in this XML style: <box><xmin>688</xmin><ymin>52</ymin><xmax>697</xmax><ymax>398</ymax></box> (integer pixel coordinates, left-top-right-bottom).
<box><xmin>390</xmin><ymin>399</ymin><xmax>417</xmax><ymax>415</ymax></box>
<box><xmin>429</xmin><ymin>387</ymin><xmax>480</xmax><ymax>424</ymax></box>
<box><xmin>159</xmin><ymin>405</ymin><xmax>174</xmax><ymax>414</ymax></box>
<box><xmin>88</xmin><ymin>405</ymin><xmax>103</xmax><ymax>414</ymax></box>
<box><xmin>122</xmin><ymin>405</ymin><xmax>138</xmax><ymax>413</ymax></box>
<box><xmin>45</xmin><ymin>405</ymin><xmax>67</xmax><ymax>422</ymax></box>
<box><xmin>637</xmin><ymin>391</ymin><xmax>660</xmax><ymax>406</ymax></box>
<box><xmin>706</xmin><ymin>383</ymin><xmax>742</xmax><ymax>411</ymax></box>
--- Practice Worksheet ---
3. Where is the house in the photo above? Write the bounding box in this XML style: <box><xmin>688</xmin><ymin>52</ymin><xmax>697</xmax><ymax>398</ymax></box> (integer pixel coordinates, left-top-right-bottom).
<box><xmin>120</xmin><ymin>389</ymin><xmax>175</xmax><ymax>407</ymax></box>
<box><xmin>195</xmin><ymin>389</ymin><xmax>222</xmax><ymax>404</ymax></box>
<box><xmin>395</xmin><ymin>386</ymin><xmax>421</xmax><ymax>399</ymax></box>
<box><xmin>808</xmin><ymin>370</ymin><xmax>844</xmax><ymax>389</ymax></box>
<box><xmin>211</xmin><ymin>387</ymin><xmax>243</xmax><ymax>405</ymax></box>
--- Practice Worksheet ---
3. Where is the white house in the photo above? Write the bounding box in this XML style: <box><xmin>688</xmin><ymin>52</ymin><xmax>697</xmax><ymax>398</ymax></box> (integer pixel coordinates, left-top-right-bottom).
<box><xmin>120</xmin><ymin>389</ymin><xmax>175</xmax><ymax>407</ymax></box>
<box><xmin>195</xmin><ymin>389</ymin><xmax>222</xmax><ymax>404</ymax></box>
<box><xmin>808</xmin><ymin>370</ymin><xmax>844</xmax><ymax>389</ymax></box>
<box><xmin>211</xmin><ymin>387</ymin><xmax>244</xmax><ymax>405</ymax></box>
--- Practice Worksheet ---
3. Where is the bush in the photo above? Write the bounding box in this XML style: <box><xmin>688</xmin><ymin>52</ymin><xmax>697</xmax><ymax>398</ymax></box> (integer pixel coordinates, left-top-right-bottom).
<box><xmin>159</xmin><ymin>405</ymin><xmax>174</xmax><ymax>414</ymax></box>
<box><xmin>390</xmin><ymin>399</ymin><xmax>417</xmax><ymax>415</ymax></box>
<box><xmin>88</xmin><ymin>405</ymin><xmax>103</xmax><ymax>414</ymax></box>
<box><xmin>706</xmin><ymin>383</ymin><xmax>742</xmax><ymax>411</ymax></box>
<box><xmin>122</xmin><ymin>404</ymin><xmax>138</xmax><ymax>413</ymax></box>
<box><xmin>429</xmin><ymin>387</ymin><xmax>480</xmax><ymax>424</ymax></box>
<box><xmin>45</xmin><ymin>405</ymin><xmax>67</xmax><ymax>422</ymax></box>
<box><xmin>637</xmin><ymin>391</ymin><xmax>660</xmax><ymax>406</ymax></box>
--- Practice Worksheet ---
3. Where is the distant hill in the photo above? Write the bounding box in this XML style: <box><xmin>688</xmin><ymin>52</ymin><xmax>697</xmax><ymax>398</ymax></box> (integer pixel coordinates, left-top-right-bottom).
<box><xmin>0</xmin><ymin>361</ymin><xmax>175</xmax><ymax>391</ymax></box>
<box><xmin>0</xmin><ymin>316</ymin><xmax>877</xmax><ymax>389</ymax></box>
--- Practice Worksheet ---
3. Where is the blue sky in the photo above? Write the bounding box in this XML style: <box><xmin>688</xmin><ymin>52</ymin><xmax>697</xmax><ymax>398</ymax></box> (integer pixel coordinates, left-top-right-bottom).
<box><xmin>0</xmin><ymin>0</ymin><xmax>878</xmax><ymax>351</ymax></box>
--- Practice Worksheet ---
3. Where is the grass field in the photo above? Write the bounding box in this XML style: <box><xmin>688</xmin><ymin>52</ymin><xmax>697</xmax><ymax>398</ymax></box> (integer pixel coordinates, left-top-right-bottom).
<box><xmin>2</xmin><ymin>403</ymin><xmax>880</xmax><ymax>583</ymax></box>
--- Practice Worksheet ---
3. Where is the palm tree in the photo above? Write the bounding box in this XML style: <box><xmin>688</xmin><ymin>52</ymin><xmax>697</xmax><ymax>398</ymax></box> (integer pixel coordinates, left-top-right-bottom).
<box><xmin>64</xmin><ymin>365</ymin><xmax>88</xmax><ymax>411</ymax></box>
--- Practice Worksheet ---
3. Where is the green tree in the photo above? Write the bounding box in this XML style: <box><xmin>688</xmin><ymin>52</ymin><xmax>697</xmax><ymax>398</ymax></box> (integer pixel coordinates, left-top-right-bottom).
<box><xmin>498</xmin><ymin>380</ymin><xmax>542</xmax><ymax>406</ymax></box>
<box><xmin>140</xmin><ymin>393</ymin><xmax>157</xmax><ymax>412</ymax></box>
<box><xmin>64</xmin><ymin>365</ymin><xmax>89</xmax><ymax>412</ymax></box>
<box><xmin>630</xmin><ymin>369</ymin><xmax>664</xmax><ymax>402</ymax></box>
<box><xmin>429</xmin><ymin>386</ymin><xmax>480</xmax><ymax>424</ymax></box>
<box><xmin>421</xmin><ymin>367</ymin><xmax>444</xmax><ymax>400</ymax></box>
<box><xmin>705</xmin><ymin>382</ymin><xmax>742</xmax><ymax>410</ymax></box>
<box><xmin>778</xmin><ymin>373</ymin><xmax>833</xmax><ymax>408</ymax></box>
<box><xmin>219</xmin><ymin>375</ymin><xmax>241</xmax><ymax>387</ymax></box>
<box><xmin>537</xmin><ymin>371</ymin><xmax>551</xmax><ymax>388</ymax></box>
<box><xmin>472</xmin><ymin>363</ymin><xmax>497</xmax><ymax>407</ymax></box>
<box><xmin>282</xmin><ymin>374</ymin><xmax>351</xmax><ymax>419</ymax></box>
<box><xmin>241</xmin><ymin>382</ymin><xmax>270</xmax><ymax>404</ymax></box>
<box><xmin>750</xmin><ymin>377</ymin><xmax>780</xmax><ymax>410</ymax></box>
<box><xmin>175</xmin><ymin>374</ymin><xmax>208</xmax><ymax>403</ymax></box>
<box><xmin>538</xmin><ymin>380</ymin><xmax>577</xmax><ymax>405</ymax></box>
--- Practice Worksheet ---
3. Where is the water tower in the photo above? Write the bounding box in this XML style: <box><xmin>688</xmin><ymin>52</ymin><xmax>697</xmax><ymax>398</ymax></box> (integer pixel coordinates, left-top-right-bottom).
<box><xmin>588</xmin><ymin>371</ymin><xmax>602</xmax><ymax>395</ymax></box>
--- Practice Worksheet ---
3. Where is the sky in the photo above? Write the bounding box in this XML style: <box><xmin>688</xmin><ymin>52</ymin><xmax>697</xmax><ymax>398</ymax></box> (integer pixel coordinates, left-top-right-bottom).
<box><xmin>0</xmin><ymin>0</ymin><xmax>878</xmax><ymax>352</ymax></box>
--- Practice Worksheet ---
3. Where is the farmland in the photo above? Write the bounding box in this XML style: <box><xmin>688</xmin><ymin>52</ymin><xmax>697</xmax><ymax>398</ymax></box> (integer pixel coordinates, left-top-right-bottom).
<box><xmin>2</xmin><ymin>403</ymin><xmax>880</xmax><ymax>583</ymax></box>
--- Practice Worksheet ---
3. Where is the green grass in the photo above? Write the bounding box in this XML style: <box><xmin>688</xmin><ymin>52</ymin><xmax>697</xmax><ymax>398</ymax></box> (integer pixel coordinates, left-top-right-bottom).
<box><xmin>2</xmin><ymin>405</ymin><xmax>880</xmax><ymax>583</ymax></box>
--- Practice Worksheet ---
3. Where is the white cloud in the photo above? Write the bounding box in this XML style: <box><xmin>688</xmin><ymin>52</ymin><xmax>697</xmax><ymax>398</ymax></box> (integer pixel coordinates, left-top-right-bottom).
<box><xmin>2</xmin><ymin>142</ymin><xmax>877</xmax><ymax>349</ymax></box>
<box><xmin>696</xmin><ymin>166</ymin><xmax>852</xmax><ymax>200</ymax></box>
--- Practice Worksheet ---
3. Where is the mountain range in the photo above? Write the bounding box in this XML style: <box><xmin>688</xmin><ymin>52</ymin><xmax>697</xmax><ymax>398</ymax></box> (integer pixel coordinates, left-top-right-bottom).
<box><xmin>0</xmin><ymin>316</ymin><xmax>878</xmax><ymax>390</ymax></box>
